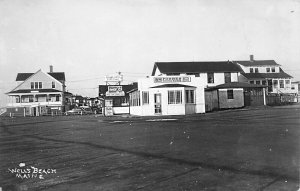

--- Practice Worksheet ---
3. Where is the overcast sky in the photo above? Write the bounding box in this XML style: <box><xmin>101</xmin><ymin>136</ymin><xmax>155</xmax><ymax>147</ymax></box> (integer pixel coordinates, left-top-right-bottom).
<box><xmin>1</xmin><ymin>0</ymin><xmax>300</xmax><ymax>107</ymax></box>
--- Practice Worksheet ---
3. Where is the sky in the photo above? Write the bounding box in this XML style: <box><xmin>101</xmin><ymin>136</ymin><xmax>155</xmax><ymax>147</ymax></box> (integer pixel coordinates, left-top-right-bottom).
<box><xmin>0</xmin><ymin>0</ymin><xmax>300</xmax><ymax>107</ymax></box>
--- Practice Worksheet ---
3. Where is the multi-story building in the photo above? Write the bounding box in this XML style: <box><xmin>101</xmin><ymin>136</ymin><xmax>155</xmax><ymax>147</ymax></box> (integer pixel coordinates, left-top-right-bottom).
<box><xmin>6</xmin><ymin>66</ymin><xmax>71</xmax><ymax>116</ymax></box>
<box><xmin>235</xmin><ymin>55</ymin><xmax>293</xmax><ymax>94</ymax></box>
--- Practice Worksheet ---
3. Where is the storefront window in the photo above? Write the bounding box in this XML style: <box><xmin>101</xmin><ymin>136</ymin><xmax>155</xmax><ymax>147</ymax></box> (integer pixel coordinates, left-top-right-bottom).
<box><xmin>142</xmin><ymin>91</ymin><xmax>149</xmax><ymax>105</ymax></box>
<box><xmin>130</xmin><ymin>91</ymin><xmax>140</xmax><ymax>106</ymax></box>
<box><xmin>168</xmin><ymin>90</ymin><xmax>182</xmax><ymax>104</ymax></box>
<box><xmin>185</xmin><ymin>90</ymin><xmax>195</xmax><ymax>104</ymax></box>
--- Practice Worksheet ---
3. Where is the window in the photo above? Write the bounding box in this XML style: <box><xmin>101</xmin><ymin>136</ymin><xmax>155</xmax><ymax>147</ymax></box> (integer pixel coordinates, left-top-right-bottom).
<box><xmin>31</xmin><ymin>82</ymin><xmax>42</xmax><ymax>89</ymax></box>
<box><xmin>185</xmin><ymin>90</ymin><xmax>195</xmax><ymax>104</ymax></box>
<box><xmin>279</xmin><ymin>80</ymin><xmax>284</xmax><ymax>88</ymax></box>
<box><xmin>271</xmin><ymin>67</ymin><xmax>275</xmax><ymax>72</ymax></box>
<box><xmin>142</xmin><ymin>91</ymin><xmax>149</xmax><ymax>105</ymax></box>
<box><xmin>56</xmin><ymin>95</ymin><xmax>60</xmax><ymax>102</ymax></box>
<box><xmin>249</xmin><ymin>81</ymin><xmax>254</xmax><ymax>84</ymax></box>
<box><xmin>52</xmin><ymin>82</ymin><xmax>55</xmax><ymax>88</ymax></box>
<box><xmin>256</xmin><ymin>81</ymin><xmax>261</xmax><ymax>85</ymax></box>
<box><xmin>266</xmin><ymin>68</ymin><xmax>270</xmax><ymax>73</ymax></box>
<box><xmin>29</xmin><ymin>96</ymin><xmax>34</xmax><ymax>102</ymax></box>
<box><xmin>224</xmin><ymin>72</ymin><xmax>231</xmax><ymax>83</ymax></box>
<box><xmin>250</xmin><ymin>68</ymin><xmax>254</xmax><ymax>73</ymax></box>
<box><xmin>168</xmin><ymin>90</ymin><xmax>182</xmax><ymax>104</ymax></box>
<box><xmin>285</xmin><ymin>80</ymin><xmax>290</xmax><ymax>88</ymax></box>
<box><xmin>130</xmin><ymin>91</ymin><xmax>140</xmax><ymax>106</ymax></box>
<box><xmin>273</xmin><ymin>80</ymin><xmax>278</xmax><ymax>88</ymax></box>
<box><xmin>227</xmin><ymin>90</ymin><xmax>234</xmax><ymax>99</ymax></box>
<box><xmin>16</xmin><ymin>97</ymin><xmax>20</xmax><ymax>103</ymax></box>
<box><xmin>262</xmin><ymin>80</ymin><xmax>267</xmax><ymax>85</ymax></box>
<box><xmin>207</xmin><ymin>73</ymin><xmax>214</xmax><ymax>84</ymax></box>
<box><xmin>255</xmin><ymin>68</ymin><xmax>259</xmax><ymax>73</ymax></box>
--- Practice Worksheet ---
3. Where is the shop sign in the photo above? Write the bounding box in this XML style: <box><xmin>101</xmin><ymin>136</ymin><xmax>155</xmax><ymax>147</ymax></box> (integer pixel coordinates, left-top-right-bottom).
<box><xmin>108</xmin><ymin>86</ymin><xmax>122</xmax><ymax>92</ymax></box>
<box><xmin>106</xmin><ymin>86</ymin><xmax>125</xmax><ymax>96</ymax></box>
<box><xmin>106</xmin><ymin>92</ymin><xmax>125</xmax><ymax>96</ymax></box>
<box><xmin>104</xmin><ymin>75</ymin><xmax>123</xmax><ymax>82</ymax></box>
<box><xmin>154</xmin><ymin>76</ymin><xmax>191</xmax><ymax>83</ymax></box>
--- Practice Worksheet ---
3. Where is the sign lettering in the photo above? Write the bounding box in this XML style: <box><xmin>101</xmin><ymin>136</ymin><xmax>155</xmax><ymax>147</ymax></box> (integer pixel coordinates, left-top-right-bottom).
<box><xmin>154</xmin><ymin>77</ymin><xmax>191</xmax><ymax>83</ymax></box>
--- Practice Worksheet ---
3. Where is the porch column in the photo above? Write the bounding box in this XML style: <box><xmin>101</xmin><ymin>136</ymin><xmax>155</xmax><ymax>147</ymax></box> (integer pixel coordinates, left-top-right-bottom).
<box><xmin>263</xmin><ymin>88</ymin><xmax>266</xmax><ymax>106</ymax></box>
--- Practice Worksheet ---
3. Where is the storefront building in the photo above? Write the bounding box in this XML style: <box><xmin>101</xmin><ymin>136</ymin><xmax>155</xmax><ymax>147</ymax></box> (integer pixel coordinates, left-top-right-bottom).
<box><xmin>129</xmin><ymin>61</ymin><xmax>243</xmax><ymax>116</ymax></box>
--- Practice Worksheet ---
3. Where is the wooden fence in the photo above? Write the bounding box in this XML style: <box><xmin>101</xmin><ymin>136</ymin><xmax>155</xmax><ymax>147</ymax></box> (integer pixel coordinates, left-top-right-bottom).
<box><xmin>266</xmin><ymin>94</ymin><xmax>298</xmax><ymax>106</ymax></box>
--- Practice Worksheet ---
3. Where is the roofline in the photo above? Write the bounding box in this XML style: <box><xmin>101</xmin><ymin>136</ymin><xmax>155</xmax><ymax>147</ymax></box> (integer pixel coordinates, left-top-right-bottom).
<box><xmin>234</xmin><ymin>60</ymin><xmax>281</xmax><ymax>67</ymax></box>
<box><xmin>11</xmin><ymin>70</ymin><xmax>63</xmax><ymax>92</ymax></box>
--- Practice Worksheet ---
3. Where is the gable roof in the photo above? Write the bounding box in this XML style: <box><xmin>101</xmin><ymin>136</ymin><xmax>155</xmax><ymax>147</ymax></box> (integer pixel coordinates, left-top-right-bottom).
<box><xmin>150</xmin><ymin>84</ymin><xmax>196</xmax><ymax>88</ymax></box>
<box><xmin>16</xmin><ymin>72</ymin><xmax>65</xmax><ymax>81</ymax></box>
<box><xmin>234</xmin><ymin>60</ymin><xmax>280</xmax><ymax>67</ymax></box>
<box><xmin>206</xmin><ymin>82</ymin><xmax>266</xmax><ymax>91</ymax></box>
<box><xmin>152</xmin><ymin>61</ymin><xmax>242</xmax><ymax>76</ymax></box>
<box><xmin>241</xmin><ymin>72</ymin><xmax>292</xmax><ymax>79</ymax></box>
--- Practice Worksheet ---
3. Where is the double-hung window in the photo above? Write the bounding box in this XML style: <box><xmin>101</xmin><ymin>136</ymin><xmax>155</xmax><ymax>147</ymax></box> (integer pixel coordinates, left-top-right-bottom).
<box><xmin>31</xmin><ymin>82</ymin><xmax>42</xmax><ymax>89</ymax></box>
<box><xmin>168</xmin><ymin>90</ymin><xmax>182</xmax><ymax>104</ymax></box>
<box><xmin>227</xmin><ymin>90</ymin><xmax>234</xmax><ymax>99</ymax></box>
<box><xmin>279</xmin><ymin>80</ymin><xmax>284</xmax><ymax>88</ymax></box>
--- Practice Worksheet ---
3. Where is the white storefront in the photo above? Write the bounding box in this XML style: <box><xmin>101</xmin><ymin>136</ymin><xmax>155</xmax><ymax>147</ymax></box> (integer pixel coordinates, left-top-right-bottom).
<box><xmin>129</xmin><ymin>75</ymin><xmax>206</xmax><ymax>116</ymax></box>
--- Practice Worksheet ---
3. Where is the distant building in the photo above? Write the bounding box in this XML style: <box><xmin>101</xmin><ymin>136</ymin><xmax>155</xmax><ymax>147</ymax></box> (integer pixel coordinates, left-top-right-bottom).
<box><xmin>6</xmin><ymin>66</ymin><xmax>72</xmax><ymax>116</ymax></box>
<box><xmin>99</xmin><ymin>83</ymin><xmax>137</xmax><ymax>115</ymax></box>
<box><xmin>235</xmin><ymin>55</ymin><xmax>293</xmax><ymax>94</ymax></box>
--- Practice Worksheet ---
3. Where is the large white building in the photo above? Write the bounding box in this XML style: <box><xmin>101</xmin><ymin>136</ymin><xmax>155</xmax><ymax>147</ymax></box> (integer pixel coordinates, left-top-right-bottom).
<box><xmin>6</xmin><ymin>66</ymin><xmax>71</xmax><ymax>116</ymax></box>
<box><xmin>235</xmin><ymin>55</ymin><xmax>294</xmax><ymax>94</ymax></box>
<box><xmin>129</xmin><ymin>61</ymin><xmax>244</xmax><ymax>116</ymax></box>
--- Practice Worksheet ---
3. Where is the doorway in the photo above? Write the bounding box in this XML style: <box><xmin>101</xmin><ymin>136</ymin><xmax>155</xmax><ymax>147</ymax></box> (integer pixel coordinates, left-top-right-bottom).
<box><xmin>154</xmin><ymin>93</ymin><xmax>162</xmax><ymax>114</ymax></box>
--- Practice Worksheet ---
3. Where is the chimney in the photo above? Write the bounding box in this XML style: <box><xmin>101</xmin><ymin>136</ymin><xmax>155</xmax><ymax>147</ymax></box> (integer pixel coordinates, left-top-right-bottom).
<box><xmin>250</xmin><ymin>55</ymin><xmax>254</xmax><ymax>62</ymax></box>
<box><xmin>50</xmin><ymin>65</ymin><xmax>53</xmax><ymax>73</ymax></box>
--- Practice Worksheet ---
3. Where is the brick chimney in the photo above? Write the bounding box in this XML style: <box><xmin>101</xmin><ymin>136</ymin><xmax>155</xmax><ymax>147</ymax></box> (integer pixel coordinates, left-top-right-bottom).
<box><xmin>50</xmin><ymin>65</ymin><xmax>53</xmax><ymax>73</ymax></box>
<box><xmin>250</xmin><ymin>55</ymin><xmax>254</xmax><ymax>62</ymax></box>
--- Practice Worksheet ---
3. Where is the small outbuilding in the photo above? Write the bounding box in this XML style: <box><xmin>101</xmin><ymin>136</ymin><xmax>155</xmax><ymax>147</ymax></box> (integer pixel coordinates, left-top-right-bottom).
<box><xmin>205</xmin><ymin>82</ymin><xmax>267</xmax><ymax>112</ymax></box>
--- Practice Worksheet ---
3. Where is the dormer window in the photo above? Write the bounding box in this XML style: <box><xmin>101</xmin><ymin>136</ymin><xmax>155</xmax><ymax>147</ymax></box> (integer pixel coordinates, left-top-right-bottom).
<box><xmin>52</xmin><ymin>81</ymin><xmax>56</xmax><ymax>89</ymax></box>
<box><xmin>271</xmin><ymin>67</ymin><xmax>275</xmax><ymax>72</ymax></box>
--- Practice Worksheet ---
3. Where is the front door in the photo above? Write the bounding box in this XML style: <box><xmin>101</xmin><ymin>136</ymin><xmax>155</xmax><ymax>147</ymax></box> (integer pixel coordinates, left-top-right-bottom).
<box><xmin>154</xmin><ymin>93</ymin><xmax>162</xmax><ymax>114</ymax></box>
